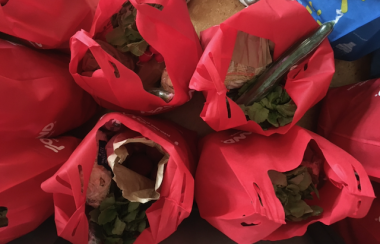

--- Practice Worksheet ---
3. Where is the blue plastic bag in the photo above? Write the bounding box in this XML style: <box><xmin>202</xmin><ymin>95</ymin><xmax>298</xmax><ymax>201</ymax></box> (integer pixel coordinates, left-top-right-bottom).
<box><xmin>297</xmin><ymin>0</ymin><xmax>380</xmax><ymax>61</ymax></box>
<box><xmin>371</xmin><ymin>48</ymin><xmax>380</xmax><ymax>79</ymax></box>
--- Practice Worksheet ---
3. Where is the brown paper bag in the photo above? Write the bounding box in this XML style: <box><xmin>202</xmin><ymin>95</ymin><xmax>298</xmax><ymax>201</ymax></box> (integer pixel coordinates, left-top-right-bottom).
<box><xmin>107</xmin><ymin>137</ymin><xmax>169</xmax><ymax>203</ymax></box>
<box><xmin>224</xmin><ymin>31</ymin><xmax>272</xmax><ymax>89</ymax></box>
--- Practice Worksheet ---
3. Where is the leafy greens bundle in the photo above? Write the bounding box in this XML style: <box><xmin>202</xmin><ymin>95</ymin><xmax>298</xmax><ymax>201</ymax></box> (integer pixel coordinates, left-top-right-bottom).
<box><xmin>268</xmin><ymin>166</ymin><xmax>323</xmax><ymax>222</ymax></box>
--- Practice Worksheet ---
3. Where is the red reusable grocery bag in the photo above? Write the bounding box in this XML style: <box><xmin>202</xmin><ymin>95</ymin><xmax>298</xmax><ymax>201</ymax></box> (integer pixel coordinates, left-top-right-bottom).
<box><xmin>332</xmin><ymin>181</ymin><xmax>380</xmax><ymax>244</ymax></box>
<box><xmin>0</xmin><ymin>0</ymin><xmax>98</xmax><ymax>49</ymax></box>
<box><xmin>0</xmin><ymin>39</ymin><xmax>98</xmax><ymax>139</ymax></box>
<box><xmin>189</xmin><ymin>0</ymin><xmax>334</xmax><ymax>136</ymax></box>
<box><xmin>0</xmin><ymin>136</ymin><xmax>80</xmax><ymax>244</ymax></box>
<box><xmin>195</xmin><ymin>126</ymin><xmax>374</xmax><ymax>244</ymax></box>
<box><xmin>41</xmin><ymin>112</ymin><xmax>197</xmax><ymax>244</ymax></box>
<box><xmin>69</xmin><ymin>0</ymin><xmax>202</xmax><ymax>114</ymax></box>
<box><xmin>318</xmin><ymin>78</ymin><xmax>380</xmax><ymax>181</ymax></box>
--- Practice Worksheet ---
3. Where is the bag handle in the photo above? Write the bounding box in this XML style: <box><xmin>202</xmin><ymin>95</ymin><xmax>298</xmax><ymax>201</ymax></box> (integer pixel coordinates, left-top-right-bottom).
<box><xmin>72</xmin><ymin>31</ymin><xmax>116</xmax><ymax>78</ymax></box>
<box><xmin>336</xmin><ymin>153</ymin><xmax>375</xmax><ymax>218</ymax></box>
<box><xmin>71</xmin><ymin>30</ymin><xmax>131</xmax><ymax>107</ymax></box>
<box><xmin>129</xmin><ymin>0</ymin><xmax>199</xmax><ymax>44</ymax></box>
<box><xmin>314</xmin><ymin>133</ymin><xmax>375</xmax><ymax>219</ymax></box>
<box><xmin>89</xmin><ymin>0</ymin><xmax>126</xmax><ymax>36</ymax></box>
<box><xmin>204</xmin><ymin>52</ymin><xmax>228</xmax><ymax>95</ymax></box>
<box><xmin>241</xmin><ymin>170</ymin><xmax>287</xmax><ymax>224</ymax></box>
<box><xmin>147</xmin><ymin>170</ymin><xmax>193</xmax><ymax>242</ymax></box>
<box><xmin>129</xmin><ymin>0</ymin><xmax>168</xmax><ymax>16</ymax></box>
<box><xmin>190</xmin><ymin>52</ymin><xmax>227</xmax><ymax>95</ymax></box>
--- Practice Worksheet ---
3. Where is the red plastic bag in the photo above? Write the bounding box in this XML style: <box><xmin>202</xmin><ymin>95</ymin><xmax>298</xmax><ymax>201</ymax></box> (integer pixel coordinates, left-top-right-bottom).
<box><xmin>69</xmin><ymin>0</ymin><xmax>202</xmax><ymax>114</ymax></box>
<box><xmin>195</xmin><ymin>126</ymin><xmax>374</xmax><ymax>244</ymax></box>
<box><xmin>0</xmin><ymin>0</ymin><xmax>98</xmax><ymax>49</ymax></box>
<box><xmin>189</xmin><ymin>0</ymin><xmax>334</xmax><ymax>135</ymax></box>
<box><xmin>0</xmin><ymin>39</ymin><xmax>98</xmax><ymax>139</ymax></box>
<box><xmin>0</xmin><ymin>136</ymin><xmax>80</xmax><ymax>244</ymax></box>
<box><xmin>332</xmin><ymin>181</ymin><xmax>380</xmax><ymax>244</ymax></box>
<box><xmin>318</xmin><ymin>79</ymin><xmax>380</xmax><ymax>180</ymax></box>
<box><xmin>41</xmin><ymin>112</ymin><xmax>197</xmax><ymax>244</ymax></box>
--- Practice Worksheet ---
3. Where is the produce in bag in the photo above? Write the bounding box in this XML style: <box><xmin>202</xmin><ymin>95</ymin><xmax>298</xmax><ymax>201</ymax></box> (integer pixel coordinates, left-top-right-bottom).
<box><xmin>80</xmin><ymin>2</ymin><xmax>173</xmax><ymax>102</ymax></box>
<box><xmin>86</xmin><ymin>125</ymin><xmax>170</xmax><ymax>244</ymax></box>
<box><xmin>42</xmin><ymin>113</ymin><xmax>197</xmax><ymax>244</ymax></box>
<box><xmin>189</xmin><ymin>0</ymin><xmax>334</xmax><ymax>135</ymax></box>
<box><xmin>238</xmin><ymin>86</ymin><xmax>297</xmax><ymax>130</ymax></box>
<box><xmin>195</xmin><ymin>126</ymin><xmax>374</xmax><ymax>244</ymax></box>
<box><xmin>70</xmin><ymin>0</ymin><xmax>202</xmax><ymax>113</ymax></box>
<box><xmin>318</xmin><ymin>78</ymin><xmax>380</xmax><ymax>181</ymax></box>
<box><xmin>269</xmin><ymin>146</ymin><xmax>324</xmax><ymax>222</ymax></box>
<box><xmin>0</xmin><ymin>136</ymin><xmax>80</xmax><ymax>243</ymax></box>
<box><xmin>231</xmin><ymin>21</ymin><xmax>333</xmax><ymax>130</ymax></box>
<box><xmin>223</xmin><ymin>31</ymin><xmax>273</xmax><ymax>90</ymax></box>
<box><xmin>0</xmin><ymin>39</ymin><xmax>98</xmax><ymax>139</ymax></box>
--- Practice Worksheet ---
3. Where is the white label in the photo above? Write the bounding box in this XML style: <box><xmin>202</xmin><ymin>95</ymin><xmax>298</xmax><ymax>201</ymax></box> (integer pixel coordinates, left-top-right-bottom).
<box><xmin>37</xmin><ymin>122</ymin><xmax>56</xmax><ymax>138</ymax></box>
<box><xmin>40</xmin><ymin>138</ymin><xmax>65</xmax><ymax>153</ymax></box>
<box><xmin>221</xmin><ymin>132</ymin><xmax>252</xmax><ymax>144</ymax></box>
<box><xmin>335</xmin><ymin>42</ymin><xmax>356</xmax><ymax>54</ymax></box>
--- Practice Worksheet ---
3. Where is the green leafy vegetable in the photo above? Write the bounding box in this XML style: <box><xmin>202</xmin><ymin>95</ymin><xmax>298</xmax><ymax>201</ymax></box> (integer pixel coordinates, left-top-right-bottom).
<box><xmin>136</xmin><ymin>211</ymin><xmax>146</xmax><ymax>220</ymax></box>
<box><xmin>124</xmin><ymin>210</ymin><xmax>138</xmax><ymax>223</ymax></box>
<box><xmin>89</xmin><ymin>208</ymin><xmax>101</xmax><ymax>223</ymax></box>
<box><xmin>105</xmin><ymin>237</ymin><xmax>123</xmax><ymax>244</ymax></box>
<box><xmin>138</xmin><ymin>221</ymin><xmax>146</xmax><ymax>233</ymax></box>
<box><xmin>89</xmin><ymin>191</ymin><xmax>149</xmax><ymax>244</ymax></box>
<box><xmin>234</xmin><ymin>21</ymin><xmax>334</xmax><ymax>106</ymax></box>
<box><xmin>0</xmin><ymin>207</ymin><xmax>8</xmax><ymax>228</ymax></box>
<box><xmin>98</xmin><ymin>206</ymin><xmax>117</xmax><ymax>225</ymax></box>
<box><xmin>247</xmin><ymin>103</ymin><xmax>269</xmax><ymax>124</ymax></box>
<box><xmin>100</xmin><ymin>195</ymin><xmax>116</xmax><ymax>211</ymax></box>
<box><xmin>127</xmin><ymin>202</ymin><xmax>140</xmax><ymax>213</ymax></box>
<box><xmin>269</xmin><ymin>166</ymin><xmax>323</xmax><ymax>222</ymax></box>
<box><xmin>239</xmin><ymin>86</ymin><xmax>296</xmax><ymax>129</ymax></box>
<box><xmin>112</xmin><ymin>217</ymin><xmax>127</xmax><ymax>235</ymax></box>
<box><xmin>125</xmin><ymin>40</ymin><xmax>149</xmax><ymax>57</ymax></box>
<box><xmin>124</xmin><ymin>238</ymin><xmax>137</xmax><ymax>244</ymax></box>
<box><xmin>106</xmin><ymin>2</ymin><xmax>160</xmax><ymax>56</ymax></box>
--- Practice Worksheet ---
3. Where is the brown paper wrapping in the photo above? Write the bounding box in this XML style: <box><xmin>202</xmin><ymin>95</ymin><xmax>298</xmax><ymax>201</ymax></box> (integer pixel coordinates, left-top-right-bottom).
<box><xmin>225</xmin><ymin>31</ymin><xmax>272</xmax><ymax>89</ymax></box>
<box><xmin>107</xmin><ymin>137</ymin><xmax>169</xmax><ymax>203</ymax></box>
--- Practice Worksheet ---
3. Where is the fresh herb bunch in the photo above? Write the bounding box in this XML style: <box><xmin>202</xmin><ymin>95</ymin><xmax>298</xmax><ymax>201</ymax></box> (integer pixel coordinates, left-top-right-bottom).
<box><xmin>0</xmin><ymin>207</ymin><xmax>8</xmax><ymax>228</ymax></box>
<box><xmin>239</xmin><ymin>86</ymin><xmax>296</xmax><ymax>129</ymax></box>
<box><xmin>268</xmin><ymin>166</ymin><xmax>323</xmax><ymax>222</ymax></box>
<box><xmin>106</xmin><ymin>2</ymin><xmax>148</xmax><ymax>57</ymax></box>
<box><xmin>89</xmin><ymin>187</ymin><xmax>149</xmax><ymax>244</ymax></box>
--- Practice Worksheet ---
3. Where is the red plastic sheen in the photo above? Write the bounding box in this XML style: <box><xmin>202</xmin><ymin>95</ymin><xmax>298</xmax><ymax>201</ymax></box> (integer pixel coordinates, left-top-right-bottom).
<box><xmin>195</xmin><ymin>126</ymin><xmax>374</xmax><ymax>244</ymax></box>
<box><xmin>189</xmin><ymin>0</ymin><xmax>335</xmax><ymax>135</ymax></box>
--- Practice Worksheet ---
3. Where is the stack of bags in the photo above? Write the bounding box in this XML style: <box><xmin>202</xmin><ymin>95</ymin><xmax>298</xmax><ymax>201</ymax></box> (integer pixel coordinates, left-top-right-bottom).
<box><xmin>0</xmin><ymin>0</ymin><xmax>379</xmax><ymax>243</ymax></box>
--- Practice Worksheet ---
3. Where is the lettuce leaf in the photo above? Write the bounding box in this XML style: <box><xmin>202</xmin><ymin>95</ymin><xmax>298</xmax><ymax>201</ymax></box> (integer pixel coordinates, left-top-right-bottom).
<box><xmin>239</xmin><ymin>86</ymin><xmax>297</xmax><ymax>129</ymax></box>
